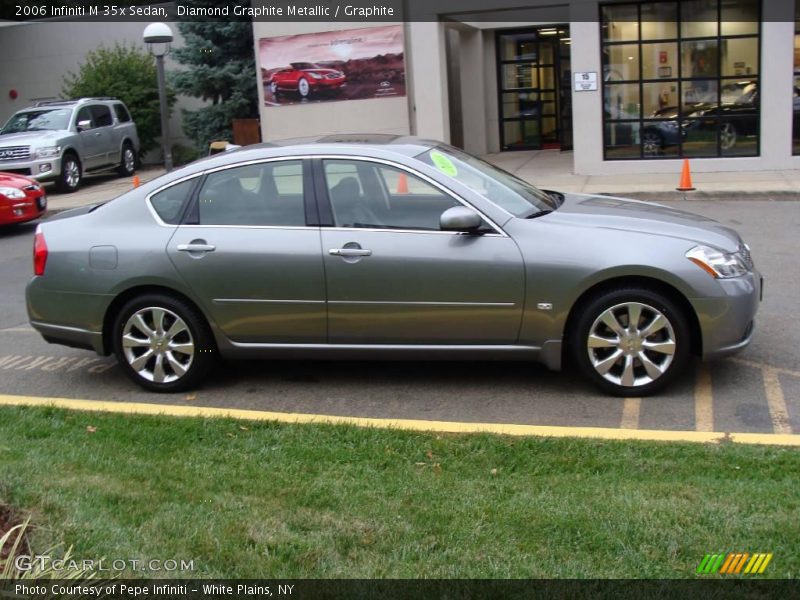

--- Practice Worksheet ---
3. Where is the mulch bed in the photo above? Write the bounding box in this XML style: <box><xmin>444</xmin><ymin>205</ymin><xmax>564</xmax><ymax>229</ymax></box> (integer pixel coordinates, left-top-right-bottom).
<box><xmin>0</xmin><ymin>504</ymin><xmax>27</xmax><ymax>561</ymax></box>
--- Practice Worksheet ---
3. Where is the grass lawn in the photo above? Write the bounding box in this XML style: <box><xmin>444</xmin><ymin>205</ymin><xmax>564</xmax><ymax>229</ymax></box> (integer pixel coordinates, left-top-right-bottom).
<box><xmin>0</xmin><ymin>405</ymin><xmax>798</xmax><ymax>579</ymax></box>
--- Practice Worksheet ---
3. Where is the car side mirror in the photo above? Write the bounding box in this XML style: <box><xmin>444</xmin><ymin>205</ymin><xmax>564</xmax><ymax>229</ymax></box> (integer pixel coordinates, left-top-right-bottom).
<box><xmin>440</xmin><ymin>206</ymin><xmax>483</xmax><ymax>233</ymax></box>
<box><xmin>76</xmin><ymin>120</ymin><xmax>92</xmax><ymax>132</ymax></box>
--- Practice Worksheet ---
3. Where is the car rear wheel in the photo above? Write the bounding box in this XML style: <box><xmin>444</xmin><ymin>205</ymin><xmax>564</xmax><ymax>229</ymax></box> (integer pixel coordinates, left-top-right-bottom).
<box><xmin>297</xmin><ymin>77</ymin><xmax>310</xmax><ymax>97</ymax></box>
<box><xmin>571</xmin><ymin>288</ymin><xmax>690</xmax><ymax>397</ymax></box>
<box><xmin>117</xmin><ymin>142</ymin><xmax>136</xmax><ymax>177</ymax></box>
<box><xmin>112</xmin><ymin>294</ymin><xmax>216</xmax><ymax>392</ymax></box>
<box><xmin>56</xmin><ymin>152</ymin><xmax>81</xmax><ymax>193</ymax></box>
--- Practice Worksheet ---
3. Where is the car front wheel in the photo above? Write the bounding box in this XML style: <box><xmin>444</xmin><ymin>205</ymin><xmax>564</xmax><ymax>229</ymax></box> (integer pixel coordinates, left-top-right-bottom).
<box><xmin>571</xmin><ymin>288</ymin><xmax>690</xmax><ymax>396</ymax></box>
<box><xmin>112</xmin><ymin>294</ymin><xmax>216</xmax><ymax>392</ymax></box>
<box><xmin>56</xmin><ymin>153</ymin><xmax>81</xmax><ymax>193</ymax></box>
<box><xmin>297</xmin><ymin>77</ymin><xmax>310</xmax><ymax>97</ymax></box>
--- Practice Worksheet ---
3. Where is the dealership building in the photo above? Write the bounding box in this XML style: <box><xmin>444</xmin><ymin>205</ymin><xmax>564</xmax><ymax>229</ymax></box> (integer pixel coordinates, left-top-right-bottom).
<box><xmin>253</xmin><ymin>0</ymin><xmax>799</xmax><ymax>175</ymax></box>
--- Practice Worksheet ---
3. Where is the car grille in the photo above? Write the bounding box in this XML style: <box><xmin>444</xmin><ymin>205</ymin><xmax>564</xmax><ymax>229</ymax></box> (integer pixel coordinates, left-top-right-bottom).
<box><xmin>325</xmin><ymin>73</ymin><xmax>340</xmax><ymax>79</ymax></box>
<box><xmin>0</xmin><ymin>146</ymin><xmax>31</xmax><ymax>161</ymax></box>
<box><xmin>740</xmin><ymin>243</ymin><xmax>753</xmax><ymax>269</ymax></box>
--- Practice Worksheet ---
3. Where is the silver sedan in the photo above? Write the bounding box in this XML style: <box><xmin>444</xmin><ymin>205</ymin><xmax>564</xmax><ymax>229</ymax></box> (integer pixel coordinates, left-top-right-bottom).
<box><xmin>26</xmin><ymin>135</ymin><xmax>761</xmax><ymax>396</ymax></box>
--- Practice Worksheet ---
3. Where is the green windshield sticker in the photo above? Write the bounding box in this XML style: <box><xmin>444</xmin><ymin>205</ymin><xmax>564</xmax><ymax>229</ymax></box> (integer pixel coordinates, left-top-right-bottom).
<box><xmin>430</xmin><ymin>151</ymin><xmax>458</xmax><ymax>177</ymax></box>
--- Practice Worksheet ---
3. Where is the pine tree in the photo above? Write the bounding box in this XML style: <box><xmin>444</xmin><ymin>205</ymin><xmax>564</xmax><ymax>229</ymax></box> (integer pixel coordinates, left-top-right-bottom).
<box><xmin>171</xmin><ymin>13</ymin><xmax>259</xmax><ymax>151</ymax></box>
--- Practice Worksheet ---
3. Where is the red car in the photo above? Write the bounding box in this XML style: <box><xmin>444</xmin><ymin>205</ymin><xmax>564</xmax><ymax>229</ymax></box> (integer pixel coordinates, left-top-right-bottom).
<box><xmin>269</xmin><ymin>62</ymin><xmax>346</xmax><ymax>98</ymax></box>
<box><xmin>0</xmin><ymin>172</ymin><xmax>46</xmax><ymax>225</ymax></box>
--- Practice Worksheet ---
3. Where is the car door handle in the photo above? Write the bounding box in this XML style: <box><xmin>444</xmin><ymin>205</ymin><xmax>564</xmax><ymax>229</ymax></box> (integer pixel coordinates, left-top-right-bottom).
<box><xmin>177</xmin><ymin>243</ymin><xmax>216</xmax><ymax>253</ymax></box>
<box><xmin>329</xmin><ymin>248</ymin><xmax>372</xmax><ymax>257</ymax></box>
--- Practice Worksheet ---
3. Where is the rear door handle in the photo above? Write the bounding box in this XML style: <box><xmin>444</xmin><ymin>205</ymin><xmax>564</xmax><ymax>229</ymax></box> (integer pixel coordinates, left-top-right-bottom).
<box><xmin>177</xmin><ymin>243</ymin><xmax>216</xmax><ymax>253</ymax></box>
<box><xmin>329</xmin><ymin>248</ymin><xmax>372</xmax><ymax>257</ymax></box>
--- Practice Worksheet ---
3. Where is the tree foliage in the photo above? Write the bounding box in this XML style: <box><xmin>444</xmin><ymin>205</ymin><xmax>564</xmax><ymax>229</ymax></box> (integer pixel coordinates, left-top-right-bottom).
<box><xmin>171</xmin><ymin>17</ymin><xmax>259</xmax><ymax>151</ymax></box>
<box><xmin>62</xmin><ymin>44</ymin><xmax>173</xmax><ymax>156</ymax></box>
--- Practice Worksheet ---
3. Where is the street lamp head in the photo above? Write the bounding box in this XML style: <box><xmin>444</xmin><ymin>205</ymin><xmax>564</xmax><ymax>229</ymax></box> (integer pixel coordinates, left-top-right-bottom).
<box><xmin>143</xmin><ymin>22</ymin><xmax>173</xmax><ymax>56</ymax></box>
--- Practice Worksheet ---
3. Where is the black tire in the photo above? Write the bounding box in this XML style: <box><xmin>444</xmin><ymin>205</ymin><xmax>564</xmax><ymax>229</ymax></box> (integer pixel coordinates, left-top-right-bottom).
<box><xmin>55</xmin><ymin>152</ymin><xmax>81</xmax><ymax>193</ymax></box>
<box><xmin>112</xmin><ymin>293</ymin><xmax>216</xmax><ymax>393</ymax></box>
<box><xmin>117</xmin><ymin>142</ymin><xmax>136</xmax><ymax>177</ymax></box>
<box><xmin>642</xmin><ymin>130</ymin><xmax>663</xmax><ymax>157</ymax></box>
<box><xmin>570</xmin><ymin>287</ymin><xmax>690</xmax><ymax>397</ymax></box>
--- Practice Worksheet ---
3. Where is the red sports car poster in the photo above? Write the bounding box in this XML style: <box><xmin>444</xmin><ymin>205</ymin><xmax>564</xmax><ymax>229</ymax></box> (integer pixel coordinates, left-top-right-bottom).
<box><xmin>259</xmin><ymin>25</ymin><xmax>406</xmax><ymax>106</ymax></box>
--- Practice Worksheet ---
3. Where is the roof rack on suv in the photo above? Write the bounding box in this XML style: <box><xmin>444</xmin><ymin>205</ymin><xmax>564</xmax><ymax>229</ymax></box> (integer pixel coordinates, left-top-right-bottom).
<box><xmin>32</xmin><ymin>97</ymin><xmax>119</xmax><ymax>107</ymax></box>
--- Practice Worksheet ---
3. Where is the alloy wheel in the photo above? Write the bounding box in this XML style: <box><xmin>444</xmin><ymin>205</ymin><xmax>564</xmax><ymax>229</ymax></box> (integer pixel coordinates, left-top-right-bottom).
<box><xmin>586</xmin><ymin>301</ymin><xmax>676</xmax><ymax>388</ymax></box>
<box><xmin>121</xmin><ymin>306</ymin><xmax>195</xmax><ymax>384</ymax></box>
<box><xmin>123</xmin><ymin>147</ymin><xmax>135</xmax><ymax>173</ymax></box>
<box><xmin>64</xmin><ymin>159</ymin><xmax>80</xmax><ymax>188</ymax></box>
<box><xmin>298</xmin><ymin>78</ymin><xmax>310</xmax><ymax>97</ymax></box>
<box><xmin>720</xmin><ymin>122</ymin><xmax>737</xmax><ymax>150</ymax></box>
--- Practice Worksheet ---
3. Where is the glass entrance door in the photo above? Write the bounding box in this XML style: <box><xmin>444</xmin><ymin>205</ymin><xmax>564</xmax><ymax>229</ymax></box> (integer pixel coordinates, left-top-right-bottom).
<box><xmin>497</xmin><ymin>26</ymin><xmax>571</xmax><ymax>151</ymax></box>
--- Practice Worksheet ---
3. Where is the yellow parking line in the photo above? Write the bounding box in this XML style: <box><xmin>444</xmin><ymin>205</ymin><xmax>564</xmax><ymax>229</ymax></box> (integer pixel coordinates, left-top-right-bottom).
<box><xmin>695</xmin><ymin>364</ymin><xmax>714</xmax><ymax>432</ymax></box>
<box><xmin>1</xmin><ymin>393</ymin><xmax>799</xmax><ymax>446</ymax></box>
<box><xmin>620</xmin><ymin>397</ymin><xmax>641</xmax><ymax>429</ymax></box>
<box><xmin>762</xmin><ymin>367</ymin><xmax>793</xmax><ymax>434</ymax></box>
<box><xmin>729</xmin><ymin>356</ymin><xmax>800</xmax><ymax>379</ymax></box>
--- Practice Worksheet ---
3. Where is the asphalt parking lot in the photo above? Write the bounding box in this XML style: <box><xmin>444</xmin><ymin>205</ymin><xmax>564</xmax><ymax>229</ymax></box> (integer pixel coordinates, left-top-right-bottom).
<box><xmin>1</xmin><ymin>189</ymin><xmax>798</xmax><ymax>437</ymax></box>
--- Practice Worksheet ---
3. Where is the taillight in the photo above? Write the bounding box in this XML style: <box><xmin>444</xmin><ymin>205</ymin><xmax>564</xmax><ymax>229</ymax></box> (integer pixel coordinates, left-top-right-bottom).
<box><xmin>33</xmin><ymin>226</ymin><xmax>48</xmax><ymax>276</ymax></box>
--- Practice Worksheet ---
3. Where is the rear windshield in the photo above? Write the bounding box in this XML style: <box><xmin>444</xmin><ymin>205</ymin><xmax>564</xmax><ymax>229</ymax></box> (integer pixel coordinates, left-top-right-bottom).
<box><xmin>416</xmin><ymin>145</ymin><xmax>556</xmax><ymax>217</ymax></box>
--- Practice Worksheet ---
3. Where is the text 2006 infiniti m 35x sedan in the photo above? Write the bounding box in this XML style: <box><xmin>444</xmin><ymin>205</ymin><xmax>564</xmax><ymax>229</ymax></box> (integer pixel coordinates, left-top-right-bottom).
<box><xmin>26</xmin><ymin>135</ymin><xmax>761</xmax><ymax>396</ymax></box>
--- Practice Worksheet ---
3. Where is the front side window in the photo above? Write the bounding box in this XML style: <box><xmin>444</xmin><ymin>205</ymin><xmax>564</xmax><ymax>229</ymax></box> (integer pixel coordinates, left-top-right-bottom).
<box><xmin>197</xmin><ymin>161</ymin><xmax>306</xmax><ymax>227</ymax></box>
<box><xmin>601</xmin><ymin>0</ymin><xmax>760</xmax><ymax>160</ymax></box>
<box><xmin>75</xmin><ymin>107</ymin><xmax>94</xmax><ymax>130</ymax></box>
<box><xmin>323</xmin><ymin>159</ymin><xmax>461</xmax><ymax>231</ymax></box>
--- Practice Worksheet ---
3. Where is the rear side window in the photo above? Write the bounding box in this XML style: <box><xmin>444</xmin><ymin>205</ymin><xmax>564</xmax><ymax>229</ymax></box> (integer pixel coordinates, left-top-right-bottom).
<box><xmin>197</xmin><ymin>161</ymin><xmax>306</xmax><ymax>227</ymax></box>
<box><xmin>90</xmin><ymin>105</ymin><xmax>113</xmax><ymax>127</ymax></box>
<box><xmin>113</xmin><ymin>104</ymin><xmax>131</xmax><ymax>123</ymax></box>
<box><xmin>149</xmin><ymin>178</ymin><xmax>195</xmax><ymax>224</ymax></box>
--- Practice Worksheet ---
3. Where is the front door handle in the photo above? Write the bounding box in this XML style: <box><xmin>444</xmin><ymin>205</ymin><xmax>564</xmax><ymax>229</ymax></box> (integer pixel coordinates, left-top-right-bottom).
<box><xmin>329</xmin><ymin>248</ymin><xmax>372</xmax><ymax>257</ymax></box>
<box><xmin>177</xmin><ymin>242</ymin><xmax>216</xmax><ymax>253</ymax></box>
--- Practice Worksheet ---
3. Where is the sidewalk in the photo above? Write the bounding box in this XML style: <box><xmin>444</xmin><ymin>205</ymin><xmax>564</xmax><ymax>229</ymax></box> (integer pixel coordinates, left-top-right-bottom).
<box><xmin>44</xmin><ymin>151</ymin><xmax>800</xmax><ymax>213</ymax></box>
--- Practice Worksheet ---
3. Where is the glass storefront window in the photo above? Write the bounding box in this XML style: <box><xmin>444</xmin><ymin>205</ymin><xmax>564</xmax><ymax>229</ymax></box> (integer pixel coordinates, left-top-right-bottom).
<box><xmin>602</xmin><ymin>0</ymin><xmax>760</xmax><ymax>160</ymax></box>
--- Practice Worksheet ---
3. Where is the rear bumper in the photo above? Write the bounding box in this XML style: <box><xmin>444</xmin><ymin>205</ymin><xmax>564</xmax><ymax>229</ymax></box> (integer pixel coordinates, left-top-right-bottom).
<box><xmin>691</xmin><ymin>270</ymin><xmax>761</xmax><ymax>360</ymax></box>
<box><xmin>30</xmin><ymin>320</ymin><xmax>104</xmax><ymax>354</ymax></box>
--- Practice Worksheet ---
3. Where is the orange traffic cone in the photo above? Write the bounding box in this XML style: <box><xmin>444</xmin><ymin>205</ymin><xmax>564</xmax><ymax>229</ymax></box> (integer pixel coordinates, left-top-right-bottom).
<box><xmin>676</xmin><ymin>159</ymin><xmax>695</xmax><ymax>191</ymax></box>
<box><xmin>132</xmin><ymin>175</ymin><xmax>141</xmax><ymax>188</ymax></box>
<box><xmin>396</xmin><ymin>173</ymin><xmax>409</xmax><ymax>194</ymax></box>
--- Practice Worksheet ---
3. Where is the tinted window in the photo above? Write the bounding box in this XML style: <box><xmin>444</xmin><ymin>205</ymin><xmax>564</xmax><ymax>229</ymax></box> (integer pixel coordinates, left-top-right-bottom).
<box><xmin>75</xmin><ymin>106</ymin><xmax>94</xmax><ymax>129</ymax></box>
<box><xmin>150</xmin><ymin>178</ymin><xmax>196</xmax><ymax>225</ymax></box>
<box><xmin>197</xmin><ymin>161</ymin><xmax>305</xmax><ymax>226</ymax></box>
<box><xmin>113</xmin><ymin>103</ymin><xmax>131</xmax><ymax>123</ymax></box>
<box><xmin>90</xmin><ymin>105</ymin><xmax>113</xmax><ymax>127</ymax></box>
<box><xmin>323</xmin><ymin>159</ymin><xmax>461</xmax><ymax>231</ymax></box>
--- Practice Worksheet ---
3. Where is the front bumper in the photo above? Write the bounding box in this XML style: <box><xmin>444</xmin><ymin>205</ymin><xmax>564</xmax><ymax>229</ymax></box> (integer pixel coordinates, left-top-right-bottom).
<box><xmin>0</xmin><ymin>156</ymin><xmax>62</xmax><ymax>181</ymax></box>
<box><xmin>690</xmin><ymin>270</ymin><xmax>762</xmax><ymax>360</ymax></box>
<box><xmin>0</xmin><ymin>192</ymin><xmax>46</xmax><ymax>224</ymax></box>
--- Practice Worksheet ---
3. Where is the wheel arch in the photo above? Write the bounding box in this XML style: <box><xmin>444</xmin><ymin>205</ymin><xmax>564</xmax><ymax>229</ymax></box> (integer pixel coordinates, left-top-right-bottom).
<box><xmin>562</xmin><ymin>274</ymin><xmax>702</xmax><ymax>363</ymax></box>
<box><xmin>101</xmin><ymin>284</ymin><xmax>216</xmax><ymax>356</ymax></box>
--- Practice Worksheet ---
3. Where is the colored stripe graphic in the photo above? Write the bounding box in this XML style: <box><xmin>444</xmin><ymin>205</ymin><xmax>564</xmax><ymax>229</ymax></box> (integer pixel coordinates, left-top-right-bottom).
<box><xmin>699</xmin><ymin>553</ymin><xmax>772</xmax><ymax>575</ymax></box>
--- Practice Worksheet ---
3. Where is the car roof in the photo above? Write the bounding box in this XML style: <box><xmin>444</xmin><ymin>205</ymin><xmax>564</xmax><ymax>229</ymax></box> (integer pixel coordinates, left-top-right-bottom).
<box><xmin>174</xmin><ymin>135</ymin><xmax>443</xmax><ymax>173</ymax></box>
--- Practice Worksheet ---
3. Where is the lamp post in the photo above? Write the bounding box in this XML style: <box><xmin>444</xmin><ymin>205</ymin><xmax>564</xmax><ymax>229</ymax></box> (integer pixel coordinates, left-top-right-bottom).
<box><xmin>143</xmin><ymin>22</ymin><xmax>174</xmax><ymax>172</ymax></box>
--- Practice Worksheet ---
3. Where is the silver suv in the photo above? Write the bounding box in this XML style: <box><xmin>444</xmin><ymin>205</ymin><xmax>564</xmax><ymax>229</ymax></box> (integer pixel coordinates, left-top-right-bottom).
<box><xmin>0</xmin><ymin>97</ymin><xmax>140</xmax><ymax>193</ymax></box>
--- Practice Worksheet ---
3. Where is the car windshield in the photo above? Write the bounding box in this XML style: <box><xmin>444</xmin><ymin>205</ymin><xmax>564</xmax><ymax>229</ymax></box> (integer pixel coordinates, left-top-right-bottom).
<box><xmin>416</xmin><ymin>145</ymin><xmax>557</xmax><ymax>217</ymax></box>
<box><xmin>291</xmin><ymin>62</ymin><xmax>318</xmax><ymax>70</ymax></box>
<box><xmin>1</xmin><ymin>109</ymin><xmax>71</xmax><ymax>134</ymax></box>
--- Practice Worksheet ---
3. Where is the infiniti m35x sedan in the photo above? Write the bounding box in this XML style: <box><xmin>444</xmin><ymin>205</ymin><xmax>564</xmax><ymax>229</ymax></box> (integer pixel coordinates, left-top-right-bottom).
<box><xmin>26</xmin><ymin>135</ymin><xmax>761</xmax><ymax>396</ymax></box>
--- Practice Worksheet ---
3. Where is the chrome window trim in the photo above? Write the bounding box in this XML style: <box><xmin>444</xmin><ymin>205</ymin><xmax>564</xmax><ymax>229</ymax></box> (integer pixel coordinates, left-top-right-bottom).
<box><xmin>146</xmin><ymin>154</ymin><xmax>509</xmax><ymax>236</ymax></box>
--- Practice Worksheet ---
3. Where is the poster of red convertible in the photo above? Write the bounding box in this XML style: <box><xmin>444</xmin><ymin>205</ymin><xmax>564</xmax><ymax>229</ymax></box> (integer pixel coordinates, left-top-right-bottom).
<box><xmin>259</xmin><ymin>25</ymin><xmax>406</xmax><ymax>106</ymax></box>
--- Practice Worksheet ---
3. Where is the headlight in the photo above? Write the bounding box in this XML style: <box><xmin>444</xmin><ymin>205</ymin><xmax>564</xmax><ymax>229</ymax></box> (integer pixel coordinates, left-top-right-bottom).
<box><xmin>36</xmin><ymin>146</ymin><xmax>60</xmax><ymax>159</ymax></box>
<box><xmin>686</xmin><ymin>244</ymin><xmax>749</xmax><ymax>278</ymax></box>
<box><xmin>308</xmin><ymin>73</ymin><xmax>322</xmax><ymax>79</ymax></box>
<box><xmin>0</xmin><ymin>186</ymin><xmax>26</xmax><ymax>199</ymax></box>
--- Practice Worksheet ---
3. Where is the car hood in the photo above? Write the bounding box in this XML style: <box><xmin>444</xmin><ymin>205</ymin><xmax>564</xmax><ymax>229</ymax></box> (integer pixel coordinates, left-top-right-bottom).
<box><xmin>0</xmin><ymin>130</ymin><xmax>67</xmax><ymax>146</ymax></box>
<box><xmin>0</xmin><ymin>171</ymin><xmax>37</xmax><ymax>187</ymax></box>
<box><xmin>544</xmin><ymin>193</ymin><xmax>741</xmax><ymax>251</ymax></box>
